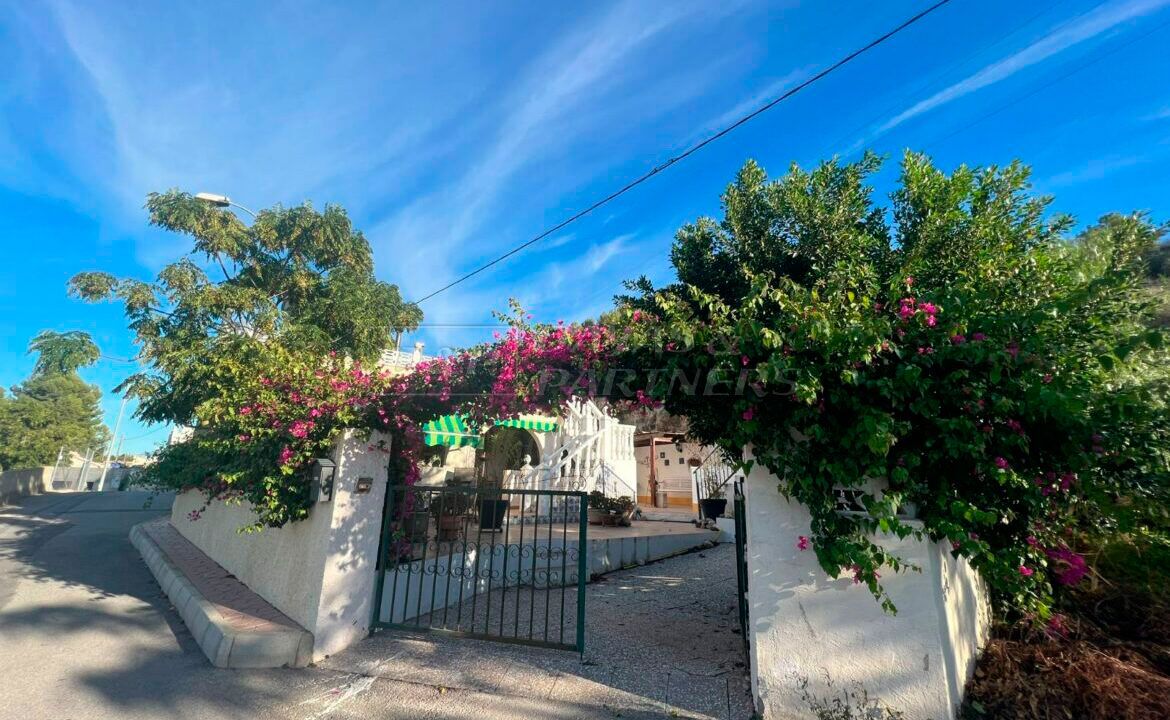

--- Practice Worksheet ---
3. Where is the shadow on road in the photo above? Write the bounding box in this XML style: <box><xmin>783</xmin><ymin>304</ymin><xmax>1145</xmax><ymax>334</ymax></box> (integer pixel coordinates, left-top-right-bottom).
<box><xmin>0</xmin><ymin>491</ymin><xmax>172</xmax><ymax>599</ymax></box>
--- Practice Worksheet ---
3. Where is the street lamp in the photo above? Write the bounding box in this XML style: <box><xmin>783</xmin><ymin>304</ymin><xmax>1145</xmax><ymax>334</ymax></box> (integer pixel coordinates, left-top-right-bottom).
<box><xmin>194</xmin><ymin>192</ymin><xmax>256</xmax><ymax>218</ymax></box>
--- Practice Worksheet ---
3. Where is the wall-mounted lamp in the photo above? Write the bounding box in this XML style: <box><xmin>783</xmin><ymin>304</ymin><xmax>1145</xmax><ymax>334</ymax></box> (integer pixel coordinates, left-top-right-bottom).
<box><xmin>308</xmin><ymin>458</ymin><xmax>337</xmax><ymax>503</ymax></box>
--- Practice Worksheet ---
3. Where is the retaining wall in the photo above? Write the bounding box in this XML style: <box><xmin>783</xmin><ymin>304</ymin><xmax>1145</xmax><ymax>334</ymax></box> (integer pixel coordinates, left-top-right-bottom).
<box><xmin>0</xmin><ymin>467</ymin><xmax>50</xmax><ymax>505</ymax></box>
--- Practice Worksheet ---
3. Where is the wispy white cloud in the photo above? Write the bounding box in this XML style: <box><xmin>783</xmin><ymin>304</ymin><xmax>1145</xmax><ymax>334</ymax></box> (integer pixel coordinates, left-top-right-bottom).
<box><xmin>879</xmin><ymin>0</ymin><xmax>1170</xmax><ymax>134</ymax></box>
<box><xmin>1143</xmin><ymin>105</ymin><xmax>1170</xmax><ymax>121</ymax></box>
<box><xmin>1042</xmin><ymin>153</ymin><xmax>1153</xmax><ymax>188</ymax></box>
<box><xmin>705</xmin><ymin>66</ymin><xmax>815</xmax><ymax>132</ymax></box>
<box><xmin>584</xmin><ymin>235</ymin><xmax>632</xmax><ymax>273</ymax></box>
<box><xmin>371</xmin><ymin>1</ymin><xmax>732</xmax><ymax>339</ymax></box>
<box><xmin>41</xmin><ymin>1</ymin><xmax>485</xmax><ymax>259</ymax></box>
<box><xmin>541</xmin><ymin>234</ymin><xmax>576</xmax><ymax>251</ymax></box>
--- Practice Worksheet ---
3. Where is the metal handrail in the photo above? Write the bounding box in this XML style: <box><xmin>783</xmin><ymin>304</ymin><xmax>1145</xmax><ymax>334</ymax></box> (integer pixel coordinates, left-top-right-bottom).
<box><xmin>596</xmin><ymin>461</ymin><xmax>637</xmax><ymax>500</ymax></box>
<box><xmin>693</xmin><ymin>448</ymin><xmax>741</xmax><ymax>501</ymax></box>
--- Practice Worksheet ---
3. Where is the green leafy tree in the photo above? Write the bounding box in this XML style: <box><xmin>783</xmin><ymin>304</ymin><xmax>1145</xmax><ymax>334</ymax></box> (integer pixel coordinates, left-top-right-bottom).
<box><xmin>69</xmin><ymin>191</ymin><xmax>422</xmax><ymax>425</ymax></box>
<box><xmin>1140</xmin><ymin>222</ymin><xmax>1170</xmax><ymax>328</ymax></box>
<box><xmin>27</xmin><ymin>330</ymin><xmax>100</xmax><ymax>375</ymax></box>
<box><xmin>0</xmin><ymin>331</ymin><xmax>108</xmax><ymax>470</ymax></box>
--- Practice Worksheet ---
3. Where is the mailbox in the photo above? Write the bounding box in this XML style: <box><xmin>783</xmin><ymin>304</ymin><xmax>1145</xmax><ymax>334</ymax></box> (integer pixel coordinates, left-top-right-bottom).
<box><xmin>308</xmin><ymin>458</ymin><xmax>337</xmax><ymax>503</ymax></box>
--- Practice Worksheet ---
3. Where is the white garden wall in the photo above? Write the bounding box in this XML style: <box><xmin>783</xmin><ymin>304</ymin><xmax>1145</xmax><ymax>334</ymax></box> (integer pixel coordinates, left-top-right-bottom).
<box><xmin>170</xmin><ymin>429</ymin><xmax>389</xmax><ymax>659</ymax></box>
<box><xmin>742</xmin><ymin>453</ymin><xmax>990</xmax><ymax>720</ymax></box>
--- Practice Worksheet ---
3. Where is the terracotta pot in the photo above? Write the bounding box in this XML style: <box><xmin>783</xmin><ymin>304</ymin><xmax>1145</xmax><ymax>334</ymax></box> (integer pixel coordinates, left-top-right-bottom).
<box><xmin>437</xmin><ymin>514</ymin><xmax>462</xmax><ymax>541</ymax></box>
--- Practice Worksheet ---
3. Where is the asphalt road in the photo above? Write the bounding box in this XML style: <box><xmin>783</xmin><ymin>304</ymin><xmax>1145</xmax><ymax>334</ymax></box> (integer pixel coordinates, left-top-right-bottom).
<box><xmin>0</xmin><ymin>492</ymin><xmax>338</xmax><ymax>720</ymax></box>
<box><xmin>0</xmin><ymin>491</ymin><xmax>748</xmax><ymax>719</ymax></box>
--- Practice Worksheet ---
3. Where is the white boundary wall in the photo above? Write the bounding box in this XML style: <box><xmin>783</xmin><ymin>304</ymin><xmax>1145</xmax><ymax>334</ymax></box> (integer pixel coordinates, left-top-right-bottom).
<box><xmin>742</xmin><ymin>451</ymin><xmax>990</xmax><ymax>720</ymax></box>
<box><xmin>171</xmin><ymin>430</ymin><xmax>389</xmax><ymax>660</ymax></box>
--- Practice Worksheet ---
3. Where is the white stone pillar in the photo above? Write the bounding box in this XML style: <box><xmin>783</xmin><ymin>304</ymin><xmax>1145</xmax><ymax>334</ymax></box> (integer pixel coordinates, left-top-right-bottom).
<box><xmin>742</xmin><ymin>449</ymin><xmax>989</xmax><ymax>720</ymax></box>
<box><xmin>310</xmin><ymin>429</ymin><xmax>391</xmax><ymax>659</ymax></box>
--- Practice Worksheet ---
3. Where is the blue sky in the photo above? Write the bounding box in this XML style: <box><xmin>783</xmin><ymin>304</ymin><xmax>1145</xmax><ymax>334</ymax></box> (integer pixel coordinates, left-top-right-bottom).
<box><xmin>3</xmin><ymin>0</ymin><xmax>1169</xmax><ymax>453</ymax></box>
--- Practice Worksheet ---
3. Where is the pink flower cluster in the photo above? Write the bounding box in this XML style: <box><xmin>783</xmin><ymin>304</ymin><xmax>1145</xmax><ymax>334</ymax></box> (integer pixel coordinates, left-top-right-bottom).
<box><xmin>289</xmin><ymin>420</ymin><xmax>316</xmax><ymax>439</ymax></box>
<box><xmin>1045</xmin><ymin>546</ymin><xmax>1088</xmax><ymax>586</ymax></box>
<box><xmin>896</xmin><ymin>297</ymin><xmax>939</xmax><ymax>327</ymax></box>
<box><xmin>850</xmin><ymin>564</ymin><xmax>880</xmax><ymax>585</ymax></box>
<box><xmin>1034</xmin><ymin>471</ymin><xmax>1076</xmax><ymax>496</ymax></box>
<box><xmin>404</xmin><ymin>322</ymin><xmax>626</xmax><ymax>423</ymax></box>
<box><xmin>231</xmin><ymin>358</ymin><xmax>396</xmax><ymax>476</ymax></box>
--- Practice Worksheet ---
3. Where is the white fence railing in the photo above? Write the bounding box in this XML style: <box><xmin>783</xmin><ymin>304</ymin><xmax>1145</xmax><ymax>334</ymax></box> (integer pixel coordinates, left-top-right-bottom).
<box><xmin>691</xmin><ymin>448</ymin><xmax>742</xmax><ymax>501</ymax></box>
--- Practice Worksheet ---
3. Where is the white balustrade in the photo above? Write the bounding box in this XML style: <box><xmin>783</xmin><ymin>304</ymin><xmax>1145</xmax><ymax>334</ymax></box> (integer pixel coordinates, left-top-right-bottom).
<box><xmin>507</xmin><ymin>400</ymin><xmax>636</xmax><ymax>500</ymax></box>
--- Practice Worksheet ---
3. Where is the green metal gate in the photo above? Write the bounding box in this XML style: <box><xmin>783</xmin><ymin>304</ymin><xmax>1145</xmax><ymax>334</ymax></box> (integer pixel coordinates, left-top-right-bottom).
<box><xmin>372</xmin><ymin>484</ymin><xmax>588</xmax><ymax>653</ymax></box>
<box><xmin>732</xmin><ymin>479</ymin><xmax>749</xmax><ymax>643</ymax></box>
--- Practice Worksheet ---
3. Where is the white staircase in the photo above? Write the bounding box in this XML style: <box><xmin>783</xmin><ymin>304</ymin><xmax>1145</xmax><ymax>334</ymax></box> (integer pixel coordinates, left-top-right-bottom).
<box><xmin>507</xmin><ymin>399</ymin><xmax>637</xmax><ymax>501</ymax></box>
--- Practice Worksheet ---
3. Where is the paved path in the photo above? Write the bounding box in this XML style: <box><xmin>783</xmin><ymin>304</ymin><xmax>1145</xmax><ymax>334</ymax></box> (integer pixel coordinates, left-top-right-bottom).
<box><xmin>0</xmin><ymin>491</ymin><xmax>753</xmax><ymax>719</ymax></box>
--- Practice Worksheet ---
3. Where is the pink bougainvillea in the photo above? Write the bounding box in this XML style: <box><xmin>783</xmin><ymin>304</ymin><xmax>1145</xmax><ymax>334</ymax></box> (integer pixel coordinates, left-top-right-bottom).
<box><xmin>1045</xmin><ymin>546</ymin><xmax>1088</xmax><ymax>586</ymax></box>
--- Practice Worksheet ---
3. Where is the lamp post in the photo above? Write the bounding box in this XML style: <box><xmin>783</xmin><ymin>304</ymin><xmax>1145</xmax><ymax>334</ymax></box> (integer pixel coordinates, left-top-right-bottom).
<box><xmin>194</xmin><ymin>192</ymin><xmax>256</xmax><ymax>219</ymax></box>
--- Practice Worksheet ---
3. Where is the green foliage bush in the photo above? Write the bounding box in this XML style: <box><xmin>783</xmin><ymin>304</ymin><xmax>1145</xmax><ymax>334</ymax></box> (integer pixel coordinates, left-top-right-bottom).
<box><xmin>621</xmin><ymin>152</ymin><xmax>1170</xmax><ymax>617</ymax></box>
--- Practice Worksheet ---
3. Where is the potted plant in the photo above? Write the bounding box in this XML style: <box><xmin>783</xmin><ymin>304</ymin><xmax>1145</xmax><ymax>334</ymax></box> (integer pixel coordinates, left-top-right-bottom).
<box><xmin>431</xmin><ymin>492</ymin><xmax>472</xmax><ymax>541</ymax></box>
<box><xmin>698</xmin><ymin>475</ymin><xmax>729</xmax><ymax>520</ymax></box>
<box><xmin>587</xmin><ymin>491</ymin><xmax>611</xmax><ymax>525</ymax></box>
<box><xmin>478</xmin><ymin>489</ymin><xmax>510</xmax><ymax>532</ymax></box>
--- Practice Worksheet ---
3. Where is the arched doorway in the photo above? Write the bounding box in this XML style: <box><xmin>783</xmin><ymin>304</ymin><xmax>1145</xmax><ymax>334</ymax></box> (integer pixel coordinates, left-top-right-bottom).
<box><xmin>477</xmin><ymin>425</ymin><xmax>541</xmax><ymax>487</ymax></box>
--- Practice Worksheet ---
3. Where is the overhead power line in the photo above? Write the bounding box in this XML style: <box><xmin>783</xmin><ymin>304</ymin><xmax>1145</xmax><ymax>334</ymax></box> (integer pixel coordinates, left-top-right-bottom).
<box><xmin>412</xmin><ymin>0</ymin><xmax>955</xmax><ymax>304</ymax></box>
<box><xmin>119</xmin><ymin>425</ymin><xmax>169</xmax><ymax>444</ymax></box>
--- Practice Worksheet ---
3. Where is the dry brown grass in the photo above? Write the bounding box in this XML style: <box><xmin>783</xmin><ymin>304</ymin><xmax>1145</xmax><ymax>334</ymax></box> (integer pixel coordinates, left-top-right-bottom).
<box><xmin>966</xmin><ymin>638</ymin><xmax>1170</xmax><ymax>720</ymax></box>
<box><xmin>964</xmin><ymin>589</ymin><xmax>1170</xmax><ymax>720</ymax></box>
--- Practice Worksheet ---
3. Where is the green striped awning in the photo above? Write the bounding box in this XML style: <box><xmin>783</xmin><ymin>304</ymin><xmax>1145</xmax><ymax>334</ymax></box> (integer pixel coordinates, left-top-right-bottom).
<box><xmin>493</xmin><ymin>415</ymin><xmax>559</xmax><ymax>433</ymax></box>
<box><xmin>422</xmin><ymin>415</ymin><xmax>482</xmax><ymax>448</ymax></box>
<box><xmin>421</xmin><ymin>413</ymin><xmax>559</xmax><ymax>447</ymax></box>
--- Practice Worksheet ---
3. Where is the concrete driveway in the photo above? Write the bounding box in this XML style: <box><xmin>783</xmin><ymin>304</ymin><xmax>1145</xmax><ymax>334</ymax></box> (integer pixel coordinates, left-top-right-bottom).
<box><xmin>0</xmin><ymin>491</ymin><xmax>751</xmax><ymax>719</ymax></box>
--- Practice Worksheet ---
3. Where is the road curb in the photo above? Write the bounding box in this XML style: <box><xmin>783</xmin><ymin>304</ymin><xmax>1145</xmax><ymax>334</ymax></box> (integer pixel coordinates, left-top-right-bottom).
<box><xmin>130</xmin><ymin>520</ymin><xmax>313</xmax><ymax>668</ymax></box>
